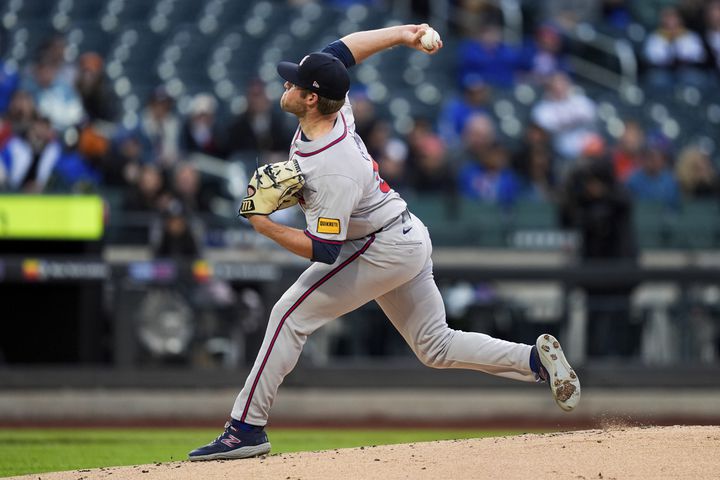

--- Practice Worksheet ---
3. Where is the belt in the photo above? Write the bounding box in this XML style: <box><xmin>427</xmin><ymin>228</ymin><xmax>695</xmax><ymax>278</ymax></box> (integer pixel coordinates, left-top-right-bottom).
<box><xmin>372</xmin><ymin>208</ymin><xmax>411</xmax><ymax>235</ymax></box>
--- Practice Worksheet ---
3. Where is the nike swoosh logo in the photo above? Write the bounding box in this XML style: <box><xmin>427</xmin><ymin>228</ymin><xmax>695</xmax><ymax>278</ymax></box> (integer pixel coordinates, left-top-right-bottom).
<box><xmin>402</xmin><ymin>226</ymin><xmax>412</xmax><ymax>234</ymax></box>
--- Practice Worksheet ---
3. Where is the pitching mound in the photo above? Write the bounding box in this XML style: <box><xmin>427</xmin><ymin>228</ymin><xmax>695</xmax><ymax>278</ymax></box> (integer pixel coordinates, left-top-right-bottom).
<box><xmin>11</xmin><ymin>425</ymin><xmax>720</xmax><ymax>480</ymax></box>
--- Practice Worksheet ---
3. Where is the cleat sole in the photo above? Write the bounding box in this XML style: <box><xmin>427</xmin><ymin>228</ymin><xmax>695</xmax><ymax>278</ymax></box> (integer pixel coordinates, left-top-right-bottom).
<box><xmin>536</xmin><ymin>334</ymin><xmax>581</xmax><ymax>412</ymax></box>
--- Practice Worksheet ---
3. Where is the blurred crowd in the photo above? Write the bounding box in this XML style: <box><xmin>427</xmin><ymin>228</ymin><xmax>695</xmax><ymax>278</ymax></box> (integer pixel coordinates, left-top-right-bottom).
<box><xmin>0</xmin><ymin>33</ymin><xmax>300</xmax><ymax>255</ymax></box>
<box><xmin>0</xmin><ymin>0</ymin><xmax>719</xmax><ymax>257</ymax></box>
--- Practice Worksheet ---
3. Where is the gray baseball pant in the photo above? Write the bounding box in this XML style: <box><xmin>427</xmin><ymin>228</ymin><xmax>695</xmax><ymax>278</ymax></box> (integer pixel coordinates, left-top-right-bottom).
<box><xmin>231</xmin><ymin>213</ymin><xmax>534</xmax><ymax>425</ymax></box>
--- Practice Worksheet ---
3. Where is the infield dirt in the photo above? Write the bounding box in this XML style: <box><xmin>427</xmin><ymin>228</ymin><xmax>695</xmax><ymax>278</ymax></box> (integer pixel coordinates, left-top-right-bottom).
<box><xmin>8</xmin><ymin>425</ymin><xmax>720</xmax><ymax>480</ymax></box>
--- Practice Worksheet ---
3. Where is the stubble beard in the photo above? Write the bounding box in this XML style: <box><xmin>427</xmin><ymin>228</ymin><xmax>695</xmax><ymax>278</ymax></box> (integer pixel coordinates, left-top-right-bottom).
<box><xmin>280</xmin><ymin>92</ymin><xmax>306</xmax><ymax>118</ymax></box>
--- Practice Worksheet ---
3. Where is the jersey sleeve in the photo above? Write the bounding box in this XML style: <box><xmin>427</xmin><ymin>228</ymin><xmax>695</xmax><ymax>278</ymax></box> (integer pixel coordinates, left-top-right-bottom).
<box><xmin>304</xmin><ymin>174</ymin><xmax>362</xmax><ymax>244</ymax></box>
<box><xmin>321</xmin><ymin>40</ymin><xmax>356</xmax><ymax>69</ymax></box>
<box><xmin>322</xmin><ymin>40</ymin><xmax>357</xmax><ymax>132</ymax></box>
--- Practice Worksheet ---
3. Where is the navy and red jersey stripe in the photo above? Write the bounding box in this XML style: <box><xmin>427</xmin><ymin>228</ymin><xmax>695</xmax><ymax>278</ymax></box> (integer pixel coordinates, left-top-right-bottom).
<box><xmin>291</xmin><ymin>113</ymin><xmax>348</xmax><ymax>158</ymax></box>
<box><xmin>304</xmin><ymin>230</ymin><xmax>343</xmax><ymax>245</ymax></box>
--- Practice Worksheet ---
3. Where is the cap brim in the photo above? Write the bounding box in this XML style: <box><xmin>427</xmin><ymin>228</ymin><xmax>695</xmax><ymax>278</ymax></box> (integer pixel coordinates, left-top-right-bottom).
<box><xmin>277</xmin><ymin>61</ymin><xmax>302</xmax><ymax>86</ymax></box>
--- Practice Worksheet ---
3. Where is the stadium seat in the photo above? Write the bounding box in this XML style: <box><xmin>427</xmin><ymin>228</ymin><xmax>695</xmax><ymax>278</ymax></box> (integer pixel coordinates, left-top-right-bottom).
<box><xmin>160</xmin><ymin>0</ymin><xmax>205</xmax><ymax>26</ymax></box>
<box><xmin>511</xmin><ymin>200</ymin><xmax>558</xmax><ymax>230</ymax></box>
<box><xmin>459</xmin><ymin>199</ymin><xmax>508</xmax><ymax>247</ymax></box>
<box><xmin>113</xmin><ymin>0</ymin><xmax>156</xmax><ymax>24</ymax></box>
<box><xmin>674</xmin><ymin>200</ymin><xmax>720</xmax><ymax>250</ymax></box>
<box><xmin>633</xmin><ymin>201</ymin><xmax>677</xmax><ymax>249</ymax></box>
<box><xmin>67</xmin><ymin>1</ymin><xmax>106</xmax><ymax>22</ymax></box>
<box><xmin>13</xmin><ymin>0</ymin><xmax>53</xmax><ymax>22</ymax></box>
<box><xmin>68</xmin><ymin>21</ymin><xmax>114</xmax><ymax>56</ymax></box>
<box><xmin>405</xmin><ymin>194</ymin><xmax>473</xmax><ymax>246</ymax></box>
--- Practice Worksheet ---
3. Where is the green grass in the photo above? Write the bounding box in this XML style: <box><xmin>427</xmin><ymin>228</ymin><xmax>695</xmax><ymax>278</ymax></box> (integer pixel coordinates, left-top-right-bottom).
<box><xmin>0</xmin><ymin>428</ymin><xmax>529</xmax><ymax>477</ymax></box>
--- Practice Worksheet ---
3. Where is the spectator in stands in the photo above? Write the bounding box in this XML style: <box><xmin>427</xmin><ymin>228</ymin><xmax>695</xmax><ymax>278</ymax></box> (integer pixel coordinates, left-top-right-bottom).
<box><xmin>601</xmin><ymin>0</ymin><xmax>634</xmax><ymax>31</ymax></box>
<box><xmin>124</xmin><ymin>163</ymin><xmax>168</xmax><ymax>212</ymax></box>
<box><xmin>33</xmin><ymin>35</ymin><xmax>75</xmax><ymax>86</ymax></box>
<box><xmin>0</xmin><ymin>115</ymin><xmax>10</xmax><ymax>150</ymax></box>
<box><xmin>458</xmin><ymin>117</ymin><xmax>520</xmax><ymax>205</ymax></box>
<box><xmin>680</xmin><ymin>0</ymin><xmax>709</xmax><ymax>32</ymax></box>
<box><xmin>75</xmin><ymin>52</ymin><xmax>118</xmax><ymax>123</ymax></box>
<box><xmin>348</xmin><ymin>89</ymin><xmax>376</xmax><ymax>141</ymax></box>
<box><xmin>152</xmin><ymin>198</ymin><xmax>202</xmax><ymax>259</ymax></box>
<box><xmin>611</xmin><ymin>119</ymin><xmax>646</xmax><ymax>181</ymax></box>
<box><xmin>363</xmin><ymin>120</ymin><xmax>410</xmax><ymax>193</ymax></box>
<box><xmin>140</xmin><ymin>86</ymin><xmax>180</xmax><ymax>167</ymax></box>
<box><xmin>171</xmin><ymin>161</ymin><xmax>211</xmax><ymax>214</ymax></box>
<box><xmin>625</xmin><ymin>140</ymin><xmax>681</xmax><ymax>208</ymax></box>
<box><xmin>542</xmin><ymin>0</ymin><xmax>600</xmax><ymax>33</ymax></box>
<box><xmin>642</xmin><ymin>6</ymin><xmax>709</xmax><ymax>89</ymax></box>
<box><xmin>375</xmin><ymin>136</ymin><xmax>409</xmax><ymax>194</ymax></box>
<box><xmin>448</xmin><ymin>111</ymin><xmax>496</xmax><ymax>168</ymax></box>
<box><xmin>559</xmin><ymin>154</ymin><xmax>638</xmax><ymax>358</ymax></box>
<box><xmin>702</xmin><ymin>0</ymin><xmax>720</xmax><ymax>82</ymax></box>
<box><xmin>530</xmin><ymin>72</ymin><xmax>598</xmax><ymax>162</ymax></box>
<box><xmin>406</xmin><ymin>133</ymin><xmax>454</xmax><ymax>194</ymax></box>
<box><xmin>561</xmin><ymin>154</ymin><xmax>635</xmax><ymax>259</ymax></box>
<box><xmin>457</xmin><ymin>23</ymin><xmax>526</xmax><ymax>89</ymax></box>
<box><xmin>437</xmin><ymin>74</ymin><xmax>491</xmax><ymax>149</ymax></box>
<box><xmin>459</xmin><ymin>143</ymin><xmax>521</xmax><ymax>205</ymax></box>
<box><xmin>512</xmin><ymin>122</ymin><xmax>558</xmax><ymax>202</ymax></box>
<box><xmin>0</xmin><ymin>57</ymin><xmax>19</xmax><ymax>113</ymax></box>
<box><xmin>405</xmin><ymin>116</ymin><xmax>436</xmax><ymax>171</ymax></box>
<box><xmin>105</xmin><ymin>128</ymin><xmax>153</xmax><ymax>186</ymax></box>
<box><xmin>0</xmin><ymin>114</ymin><xmax>62</xmax><ymax>192</ymax></box>
<box><xmin>180</xmin><ymin>93</ymin><xmax>227</xmax><ymax>159</ymax></box>
<box><xmin>363</xmin><ymin>119</ymin><xmax>393</xmax><ymax>161</ymax></box>
<box><xmin>0</xmin><ymin>90</ymin><xmax>36</xmax><ymax>148</ymax></box>
<box><xmin>73</xmin><ymin>52</ymin><xmax>118</xmax><ymax>175</ymax></box>
<box><xmin>522</xmin><ymin>22</ymin><xmax>570</xmax><ymax>86</ymax></box>
<box><xmin>454</xmin><ymin>0</ymin><xmax>503</xmax><ymax>37</ymax></box>
<box><xmin>49</xmin><ymin>135</ymin><xmax>102</xmax><ymax>193</ymax></box>
<box><xmin>675</xmin><ymin>145</ymin><xmax>720</xmax><ymax>198</ymax></box>
<box><xmin>226</xmin><ymin>79</ymin><xmax>291</xmax><ymax>161</ymax></box>
<box><xmin>21</xmin><ymin>56</ymin><xmax>84</xmax><ymax>131</ymax></box>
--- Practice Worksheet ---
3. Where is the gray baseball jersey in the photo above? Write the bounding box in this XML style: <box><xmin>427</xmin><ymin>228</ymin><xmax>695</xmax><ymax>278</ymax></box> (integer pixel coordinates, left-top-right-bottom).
<box><xmin>295</xmin><ymin>104</ymin><xmax>406</xmax><ymax>243</ymax></box>
<box><xmin>231</xmin><ymin>97</ymin><xmax>535</xmax><ymax>426</ymax></box>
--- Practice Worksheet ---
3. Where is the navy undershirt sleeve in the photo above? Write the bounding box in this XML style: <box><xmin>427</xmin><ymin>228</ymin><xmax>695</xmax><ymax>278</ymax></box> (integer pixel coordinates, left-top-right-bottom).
<box><xmin>310</xmin><ymin>237</ymin><xmax>342</xmax><ymax>264</ymax></box>
<box><xmin>322</xmin><ymin>40</ymin><xmax>356</xmax><ymax>69</ymax></box>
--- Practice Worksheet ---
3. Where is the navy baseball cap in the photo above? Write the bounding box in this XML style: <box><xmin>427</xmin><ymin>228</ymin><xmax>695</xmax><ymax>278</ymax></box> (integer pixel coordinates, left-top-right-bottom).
<box><xmin>277</xmin><ymin>52</ymin><xmax>350</xmax><ymax>101</ymax></box>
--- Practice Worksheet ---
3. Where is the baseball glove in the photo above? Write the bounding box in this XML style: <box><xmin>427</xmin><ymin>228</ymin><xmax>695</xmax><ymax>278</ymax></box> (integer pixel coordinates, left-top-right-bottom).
<box><xmin>239</xmin><ymin>158</ymin><xmax>305</xmax><ymax>217</ymax></box>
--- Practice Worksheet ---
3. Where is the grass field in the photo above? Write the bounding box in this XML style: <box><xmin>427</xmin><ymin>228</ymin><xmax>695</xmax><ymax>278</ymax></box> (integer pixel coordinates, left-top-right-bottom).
<box><xmin>0</xmin><ymin>428</ymin><xmax>530</xmax><ymax>477</ymax></box>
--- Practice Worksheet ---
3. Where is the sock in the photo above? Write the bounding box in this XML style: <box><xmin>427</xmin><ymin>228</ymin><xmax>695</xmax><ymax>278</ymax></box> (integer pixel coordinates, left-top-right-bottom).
<box><xmin>230</xmin><ymin>418</ymin><xmax>264</xmax><ymax>432</ymax></box>
<box><xmin>529</xmin><ymin>346</ymin><xmax>546</xmax><ymax>380</ymax></box>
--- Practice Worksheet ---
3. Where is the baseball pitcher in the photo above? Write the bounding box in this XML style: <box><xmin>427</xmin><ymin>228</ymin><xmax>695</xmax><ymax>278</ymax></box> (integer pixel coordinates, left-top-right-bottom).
<box><xmin>189</xmin><ymin>23</ymin><xmax>581</xmax><ymax>461</ymax></box>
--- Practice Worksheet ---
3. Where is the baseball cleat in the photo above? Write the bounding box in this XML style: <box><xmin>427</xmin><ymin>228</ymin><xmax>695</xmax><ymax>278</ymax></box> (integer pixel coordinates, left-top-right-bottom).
<box><xmin>188</xmin><ymin>419</ymin><xmax>271</xmax><ymax>461</ymax></box>
<box><xmin>533</xmin><ymin>334</ymin><xmax>581</xmax><ymax>412</ymax></box>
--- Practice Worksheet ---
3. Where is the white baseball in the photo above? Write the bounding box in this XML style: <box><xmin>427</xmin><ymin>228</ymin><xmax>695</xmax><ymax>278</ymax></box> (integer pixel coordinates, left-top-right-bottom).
<box><xmin>420</xmin><ymin>28</ymin><xmax>440</xmax><ymax>51</ymax></box>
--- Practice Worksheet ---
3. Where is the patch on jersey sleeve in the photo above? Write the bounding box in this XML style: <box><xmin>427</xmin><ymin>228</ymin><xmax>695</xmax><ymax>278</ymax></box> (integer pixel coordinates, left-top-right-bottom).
<box><xmin>317</xmin><ymin>217</ymin><xmax>341</xmax><ymax>234</ymax></box>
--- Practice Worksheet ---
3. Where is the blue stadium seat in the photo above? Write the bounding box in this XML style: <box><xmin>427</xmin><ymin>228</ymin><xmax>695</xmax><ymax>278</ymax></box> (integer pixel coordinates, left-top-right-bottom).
<box><xmin>8</xmin><ymin>20</ymin><xmax>59</xmax><ymax>63</ymax></box>
<box><xmin>114</xmin><ymin>0</ymin><xmax>156</xmax><ymax>23</ymax></box>
<box><xmin>69</xmin><ymin>21</ymin><xmax>114</xmax><ymax>56</ymax></box>
<box><xmin>161</xmin><ymin>0</ymin><xmax>205</xmax><ymax>25</ymax></box>
<box><xmin>67</xmin><ymin>1</ymin><xmax>105</xmax><ymax>22</ymax></box>
<box><xmin>13</xmin><ymin>0</ymin><xmax>53</xmax><ymax>21</ymax></box>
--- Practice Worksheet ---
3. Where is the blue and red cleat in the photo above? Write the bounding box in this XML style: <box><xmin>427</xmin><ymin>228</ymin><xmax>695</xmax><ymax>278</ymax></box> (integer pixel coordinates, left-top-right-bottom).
<box><xmin>188</xmin><ymin>419</ymin><xmax>271</xmax><ymax>461</ymax></box>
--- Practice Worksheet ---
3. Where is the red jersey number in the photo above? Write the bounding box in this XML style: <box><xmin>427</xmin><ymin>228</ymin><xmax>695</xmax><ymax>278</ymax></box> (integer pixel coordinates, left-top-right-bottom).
<box><xmin>372</xmin><ymin>159</ymin><xmax>391</xmax><ymax>193</ymax></box>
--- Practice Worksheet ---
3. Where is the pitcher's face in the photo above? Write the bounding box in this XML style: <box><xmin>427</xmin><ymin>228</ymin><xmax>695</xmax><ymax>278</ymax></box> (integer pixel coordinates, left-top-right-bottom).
<box><xmin>280</xmin><ymin>81</ymin><xmax>309</xmax><ymax>116</ymax></box>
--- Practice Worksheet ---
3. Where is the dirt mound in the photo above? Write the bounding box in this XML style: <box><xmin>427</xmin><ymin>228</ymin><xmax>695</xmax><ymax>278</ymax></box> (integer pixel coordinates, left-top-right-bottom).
<box><xmin>10</xmin><ymin>425</ymin><xmax>720</xmax><ymax>480</ymax></box>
